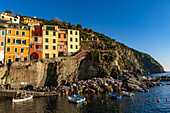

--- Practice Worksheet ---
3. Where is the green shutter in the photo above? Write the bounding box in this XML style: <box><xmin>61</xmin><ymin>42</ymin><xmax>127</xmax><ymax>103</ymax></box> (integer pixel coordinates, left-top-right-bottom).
<box><xmin>1</xmin><ymin>31</ymin><xmax>5</xmax><ymax>36</ymax></box>
<box><xmin>45</xmin><ymin>45</ymin><xmax>48</xmax><ymax>49</ymax></box>
<box><xmin>1</xmin><ymin>42</ymin><xmax>4</xmax><ymax>46</ymax></box>
<box><xmin>13</xmin><ymin>39</ymin><xmax>15</xmax><ymax>43</ymax></box>
<box><xmin>22</xmin><ymin>32</ymin><xmax>25</xmax><ymax>36</ymax></box>
<box><xmin>64</xmin><ymin>34</ymin><xmax>66</xmax><ymax>38</ymax></box>
<box><xmin>53</xmin><ymin>46</ymin><xmax>56</xmax><ymax>50</ymax></box>
<box><xmin>46</xmin><ymin>31</ymin><xmax>48</xmax><ymax>35</ymax></box>
<box><xmin>7</xmin><ymin>38</ymin><xmax>10</xmax><ymax>43</ymax></box>
<box><xmin>15</xmin><ymin>48</ymin><xmax>17</xmax><ymax>52</ymax></box>
<box><xmin>53</xmin><ymin>39</ymin><xmax>56</xmax><ymax>43</ymax></box>
<box><xmin>21</xmin><ymin>48</ymin><xmax>24</xmax><ymax>53</ymax></box>
<box><xmin>53</xmin><ymin>32</ymin><xmax>56</xmax><ymax>36</ymax></box>
<box><xmin>7</xmin><ymin>47</ymin><xmax>10</xmax><ymax>52</ymax></box>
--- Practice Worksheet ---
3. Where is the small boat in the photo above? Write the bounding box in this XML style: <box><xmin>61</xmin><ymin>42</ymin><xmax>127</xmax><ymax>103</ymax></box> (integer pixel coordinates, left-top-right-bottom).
<box><xmin>12</xmin><ymin>94</ymin><xmax>33</xmax><ymax>102</ymax></box>
<box><xmin>136</xmin><ymin>87</ymin><xmax>144</xmax><ymax>92</ymax></box>
<box><xmin>74</xmin><ymin>94</ymin><xmax>86</xmax><ymax>101</ymax></box>
<box><xmin>109</xmin><ymin>92</ymin><xmax>121</xmax><ymax>99</ymax></box>
<box><xmin>122</xmin><ymin>91</ymin><xmax>135</xmax><ymax>97</ymax></box>
<box><xmin>68</xmin><ymin>96</ymin><xmax>81</xmax><ymax>103</ymax></box>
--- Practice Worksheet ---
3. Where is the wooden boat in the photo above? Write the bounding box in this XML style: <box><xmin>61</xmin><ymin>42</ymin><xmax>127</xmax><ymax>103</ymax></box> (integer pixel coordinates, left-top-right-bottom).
<box><xmin>12</xmin><ymin>95</ymin><xmax>33</xmax><ymax>102</ymax></box>
<box><xmin>122</xmin><ymin>91</ymin><xmax>135</xmax><ymax>97</ymax></box>
<box><xmin>109</xmin><ymin>92</ymin><xmax>121</xmax><ymax>99</ymax></box>
<box><xmin>74</xmin><ymin>94</ymin><xmax>86</xmax><ymax>101</ymax></box>
<box><xmin>68</xmin><ymin>96</ymin><xmax>81</xmax><ymax>103</ymax></box>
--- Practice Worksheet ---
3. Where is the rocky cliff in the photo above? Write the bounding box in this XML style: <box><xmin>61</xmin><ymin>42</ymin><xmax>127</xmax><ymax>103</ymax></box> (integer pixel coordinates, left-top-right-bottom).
<box><xmin>116</xmin><ymin>42</ymin><xmax>165</xmax><ymax>74</ymax></box>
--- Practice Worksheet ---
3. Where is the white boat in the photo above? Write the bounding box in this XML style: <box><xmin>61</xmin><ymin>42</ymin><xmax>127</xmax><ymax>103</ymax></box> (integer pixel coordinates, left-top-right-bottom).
<box><xmin>122</xmin><ymin>91</ymin><xmax>135</xmax><ymax>97</ymax></box>
<box><xmin>68</xmin><ymin>96</ymin><xmax>82</xmax><ymax>103</ymax></box>
<box><xmin>12</xmin><ymin>95</ymin><xmax>33</xmax><ymax>102</ymax></box>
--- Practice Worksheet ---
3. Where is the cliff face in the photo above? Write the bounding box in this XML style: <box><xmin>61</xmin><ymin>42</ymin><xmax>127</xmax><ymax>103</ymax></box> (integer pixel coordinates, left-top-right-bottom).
<box><xmin>0</xmin><ymin>43</ymin><xmax>165</xmax><ymax>89</ymax></box>
<box><xmin>116</xmin><ymin>42</ymin><xmax>165</xmax><ymax>74</ymax></box>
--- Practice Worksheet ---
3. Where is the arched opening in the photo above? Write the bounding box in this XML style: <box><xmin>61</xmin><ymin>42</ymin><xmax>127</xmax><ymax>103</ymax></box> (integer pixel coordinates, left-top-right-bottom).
<box><xmin>30</xmin><ymin>52</ymin><xmax>39</xmax><ymax>60</ymax></box>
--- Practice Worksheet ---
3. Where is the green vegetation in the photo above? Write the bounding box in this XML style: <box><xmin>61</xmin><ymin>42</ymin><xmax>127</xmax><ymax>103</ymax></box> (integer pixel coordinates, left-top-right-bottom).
<box><xmin>90</xmin><ymin>50</ymin><xmax>101</xmax><ymax>62</ymax></box>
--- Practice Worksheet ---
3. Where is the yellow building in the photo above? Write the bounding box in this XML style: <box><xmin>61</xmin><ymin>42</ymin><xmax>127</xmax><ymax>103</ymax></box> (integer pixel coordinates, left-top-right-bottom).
<box><xmin>67</xmin><ymin>29</ymin><xmax>80</xmax><ymax>55</ymax></box>
<box><xmin>5</xmin><ymin>24</ymin><xmax>30</xmax><ymax>63</ymax></box>
<box><xmin>42</xmin><ymin>25</ymin><xmax>58</xmax><ymax>58</ymax></box>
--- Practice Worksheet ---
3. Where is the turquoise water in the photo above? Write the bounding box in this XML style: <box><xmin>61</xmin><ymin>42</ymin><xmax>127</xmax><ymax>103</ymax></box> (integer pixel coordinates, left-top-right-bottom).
<box><xmin>0</xmin><ymin>72</ymin><xmax>169</xmax><ymax>113</ymax></box>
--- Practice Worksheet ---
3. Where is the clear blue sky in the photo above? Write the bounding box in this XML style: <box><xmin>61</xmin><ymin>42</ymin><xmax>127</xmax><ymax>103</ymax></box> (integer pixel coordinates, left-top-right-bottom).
<box><xmin>1</xmin><ymin>0</ymin><xmax>170</xmax><ymax>71</ymax></box>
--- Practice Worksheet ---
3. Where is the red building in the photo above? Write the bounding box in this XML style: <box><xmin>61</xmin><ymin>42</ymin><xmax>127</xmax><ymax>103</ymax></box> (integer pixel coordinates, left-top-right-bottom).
<box><xmin>30</xmin><ymin>26</ymin><xmax>43</xmax><ymax>59</ymax></box>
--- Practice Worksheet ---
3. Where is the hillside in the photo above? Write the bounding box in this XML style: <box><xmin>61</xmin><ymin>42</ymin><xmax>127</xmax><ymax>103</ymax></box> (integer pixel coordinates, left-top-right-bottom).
<box><xmin>18</xmin><ymin>14</ymin><xmax>165</xmax><ymax>74</ymax></box>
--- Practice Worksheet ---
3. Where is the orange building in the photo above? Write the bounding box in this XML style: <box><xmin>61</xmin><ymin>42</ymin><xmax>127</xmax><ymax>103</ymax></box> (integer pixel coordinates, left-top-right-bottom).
<box><xmin>5</xmin><ymin>24</ymin><xmax>30</xmax><ymax>63</ymax></box>
<box><xmin>0</xmin><ymin>27</ymin><xmax>5</xmax><ymax>64</ymax></box>
<box><xmin>58</xmin><ymin>29</ymin><xmax>67</xmax><ymax>56</ymax></box>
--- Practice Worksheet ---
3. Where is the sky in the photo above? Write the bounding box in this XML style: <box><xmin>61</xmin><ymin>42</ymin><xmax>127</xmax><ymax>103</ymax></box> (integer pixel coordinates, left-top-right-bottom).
<box><xmin>1</xmin><ymin>0</ymin><xmax>170</xmax><ymax>71</ymax></box>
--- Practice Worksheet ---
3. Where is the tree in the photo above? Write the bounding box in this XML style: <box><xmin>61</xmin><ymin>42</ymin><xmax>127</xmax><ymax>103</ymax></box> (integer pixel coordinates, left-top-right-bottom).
<box><xmin>89</xmin><ymin>28</ymin><xmax>94</xmax><ymax>33</ymax></box>
<box><xmin>84</xmin><ymin>27</ymin><xmax>89</xmax><ymax>32</ymax></box>
<box><xmin>5</xmin><ymin>10</ymin><xmax>12</xmax><ymax>14</ymax></box>
<box><xmin>77</xmin><ymin>24</ymin><xmax>82</xmax><ymax>29</ymax></box>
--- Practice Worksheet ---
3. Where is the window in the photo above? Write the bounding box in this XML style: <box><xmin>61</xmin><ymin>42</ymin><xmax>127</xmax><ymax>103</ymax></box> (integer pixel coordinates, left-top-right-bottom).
<box><xmin>53</xmin><ymin>54</ymin><xmax>55</xmax><ymax>58</ymax></box>
<box><xmin>64</xmin><ymin>34</ymin><xmax>66</xmax><ymax>38</ymax></box>
<box><xmin>70</xmin><ymin>31</ymin><xmax>72</xmax><ymax>34</ymax></box>
<box><xmin>16</xmin><ymin>31</ymin><xmax>19</xmax><ymax>35</ymax></box>
<box><xmin>2</xmin><ymin>16</ymin><xmax>4</xmax><ymax>19</ymax></box>
<box><xmin>30</xmin><ymin>45</ymin><xmax>32</xmax><ymax>48</ymax></box>
<box><xmin>75</xmin><ymin>38</ymin><xmax>78</xmax><ymax>42</ymax></box>
<box><xmin>1</xmin><ymin>31</ymin><xmax>5</xmax><ymax>36</ymax></box>
<box><xmin>10</xmin><ymin>18</ymin><xmax>12</xmax><ymax>21</ymax></box>
<box><xmin>75</xmin><ymin>31</ymin><xmax>77</xmax><ymax>35</ymax></box>
<box><xmin>53</xmin><ymin>46</ymin><xmax>56</xmax><ymax>50</ymax></box>
<box><xmin>14</xmin><ymin>19</ymin><xmax>17</xmax><ymax>21</ymax></box>
<box><xmin>35</xmin><ymin>45</ymin><xmax>39</xmax><ymax>49</ymax></box>
<box><xmin>53</xmin><ymin>39</ymin><xmax>56</xmax><ymax>43</ymax></box>
<box><xmin>45</xmin><ymin>38</ymin><xmax>48</xmax><ymax>42</ymax></box>
<box><xmin>76</xmin><ymin>45</ymin><xmax>78</xmax><ymax>49</ymax></box>
<box><xmin>60</xmin><ymin>46</ymin><xmax>62</xmax><ymax>49</ymax></box>
<box><xmin>21</xmin><ymin>48</ymin><xmax>24</xmax><ymax>53</ymax></box>
<box><xmin>46</xmin><ymin>31</ymin><xmax>49</xmax><ymax>35</ymax></box>
<box><xmin>7</xmin><ymin>47</ymin><xmax>10</xmax><ymax>52</ymax></box>
<box><xmin>58</xmin><ymin>34</ymin><xmax>61</xmax><ymax>38</ymax></box>
<box><xmin>16</xmin><ymin>39</ymin><xmax>21</xmax><ymax>44</ymax></box>
<box><xmin>7</xmin><ymin>38</ymin><xmax>11</xmax><ymax>43</ymax></box>
<box><xmin>22</xmin><ymin>31</ymin><xmax>25</xmax><ymax>36</ymax></box>
<box><xmin>64</xmin><ymin>41</ymin><xmax>67</xmax><ymax>45</ymax></box>
<box><xmin>14</xmin><ymin>48</ymin><xmax>18</xmax><ymax>52</ymax></box>
<box><xmin>34</xmin><ymin>37</ymin><xmax>38</xmax><ymax>41</ymax></box>
<box><xmin>8</xmin><ymin>30</ymin><xmax>11</xmax><ymax>34</ymax></box>
<box><xmin>70</xmin><ymin>45</ymin><xmax>73</xmax><ymax>49</ymax></box>
<box><xmin>46</xmin><ymin>26</ymin><xmax>55</xmax><ymax>30</ymax></box>
<box><xmin>70</xmin><ymin>38</ymin><xmax>72</xmax><ymax>42</ymax></box>
<box><xmin>0</xmin><ymin>42</ymin><xmax>4</xmax><ymax>46</ymax></box>
<box><xmin>53</xmin><ymin>32</ymin><xmax>56</xmax><ymax>36</ymax></box>
<box><xmin>45</xmin><ymin>45</ymin><xmax>48</xmax><ymax>49</ymax></box>
<box><xmin>22</xmin><ymin>40</ymin><xmax>26</xmax><ymax>44</ymax></box>
<box><xmin>13</xmin><ymin>39</ymin><xmax>16</xmax><ymax>43</ymax></box>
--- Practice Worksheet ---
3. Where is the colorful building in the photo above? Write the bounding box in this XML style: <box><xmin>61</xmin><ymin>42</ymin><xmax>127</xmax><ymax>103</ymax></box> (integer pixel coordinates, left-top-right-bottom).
<box><xmin>67</xmin><ymin>29</ymin><xmax>80</xmax><ymax>55</ymax></box>
<box><xmin>30</xmin><ymin>26</ymin><xmax>43</xmax><ymax>59</ymax></box>
<box><xmin>0</xmin><ymin>12</ymin><xmax>20</xmax><ymax>24</ymax></box>
<box><xmin>58</xmin><ymin>29</ymin><xmax>67</xmax><ymax>56</ymax></box>
<box><xmin>5</xmin><ymin>24</ymin><xmax>30</xmax><ymax>63</ymax></box>
<box><xmin>42</xmin><ymin>25</ymin><xmax>58</xmax><ymax>58</ymax></box>
<box><xmin>23</xmin><ymin>17</ymin><xmax>42</xmax><ymax>26</ymax></box>
<box><xmin>0</xmin><ymin>27</ymin><xmax>5</xmax><ymax>64</ymax></box>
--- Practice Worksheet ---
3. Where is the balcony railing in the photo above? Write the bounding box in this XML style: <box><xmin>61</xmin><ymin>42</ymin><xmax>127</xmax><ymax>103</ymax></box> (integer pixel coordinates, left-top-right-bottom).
<box><xmin>34</xmin><ymin>49</ymin><xmax>42</xmax><ymax>51</ymax></box>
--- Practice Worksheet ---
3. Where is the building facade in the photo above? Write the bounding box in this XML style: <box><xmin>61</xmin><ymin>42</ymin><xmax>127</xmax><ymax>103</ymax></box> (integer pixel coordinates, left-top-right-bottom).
<box><xmin>23</xmin><ymin>17</ymin><xmax>42</xmax><ymax>25</ymax></box>
<box><xmin>5</xmin><ymin>25</ymin><xmax>30</xmax><ymax>63</ymax></box>
<box><xmin>58</xmin><ymin>29</ymin><xmax>67</xmax><ymax>56</ymax></box>
<box><xmin>67</xmin><ymin>29</ymin><xmax>79</xmax><ymax>55</ymax></box>
<box><xmin>0</xmin><ymin>13</ymin><xmax>20</xmax><ymax>24</ymax></box>
<box><xmin>30</xmin><ymin>26</ymin><xmax>43</xmax><ymax>59</ymax></box>
<box><xmin>0</xmin><ymin>28</ymin><xmax>5</xmax><ymax>64</ymax></box>
<box><xmin>42</xmin><ymin>25</ymin><xmax>58</xmax><ymax>58</ymax></box>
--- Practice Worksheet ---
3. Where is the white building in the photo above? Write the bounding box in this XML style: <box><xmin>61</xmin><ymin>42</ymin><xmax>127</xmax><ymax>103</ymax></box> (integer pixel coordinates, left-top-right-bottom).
<box><xmin>0</xmin><ymin>12</ymin><xmax>20</xmax><ymax>24</ymax></box>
